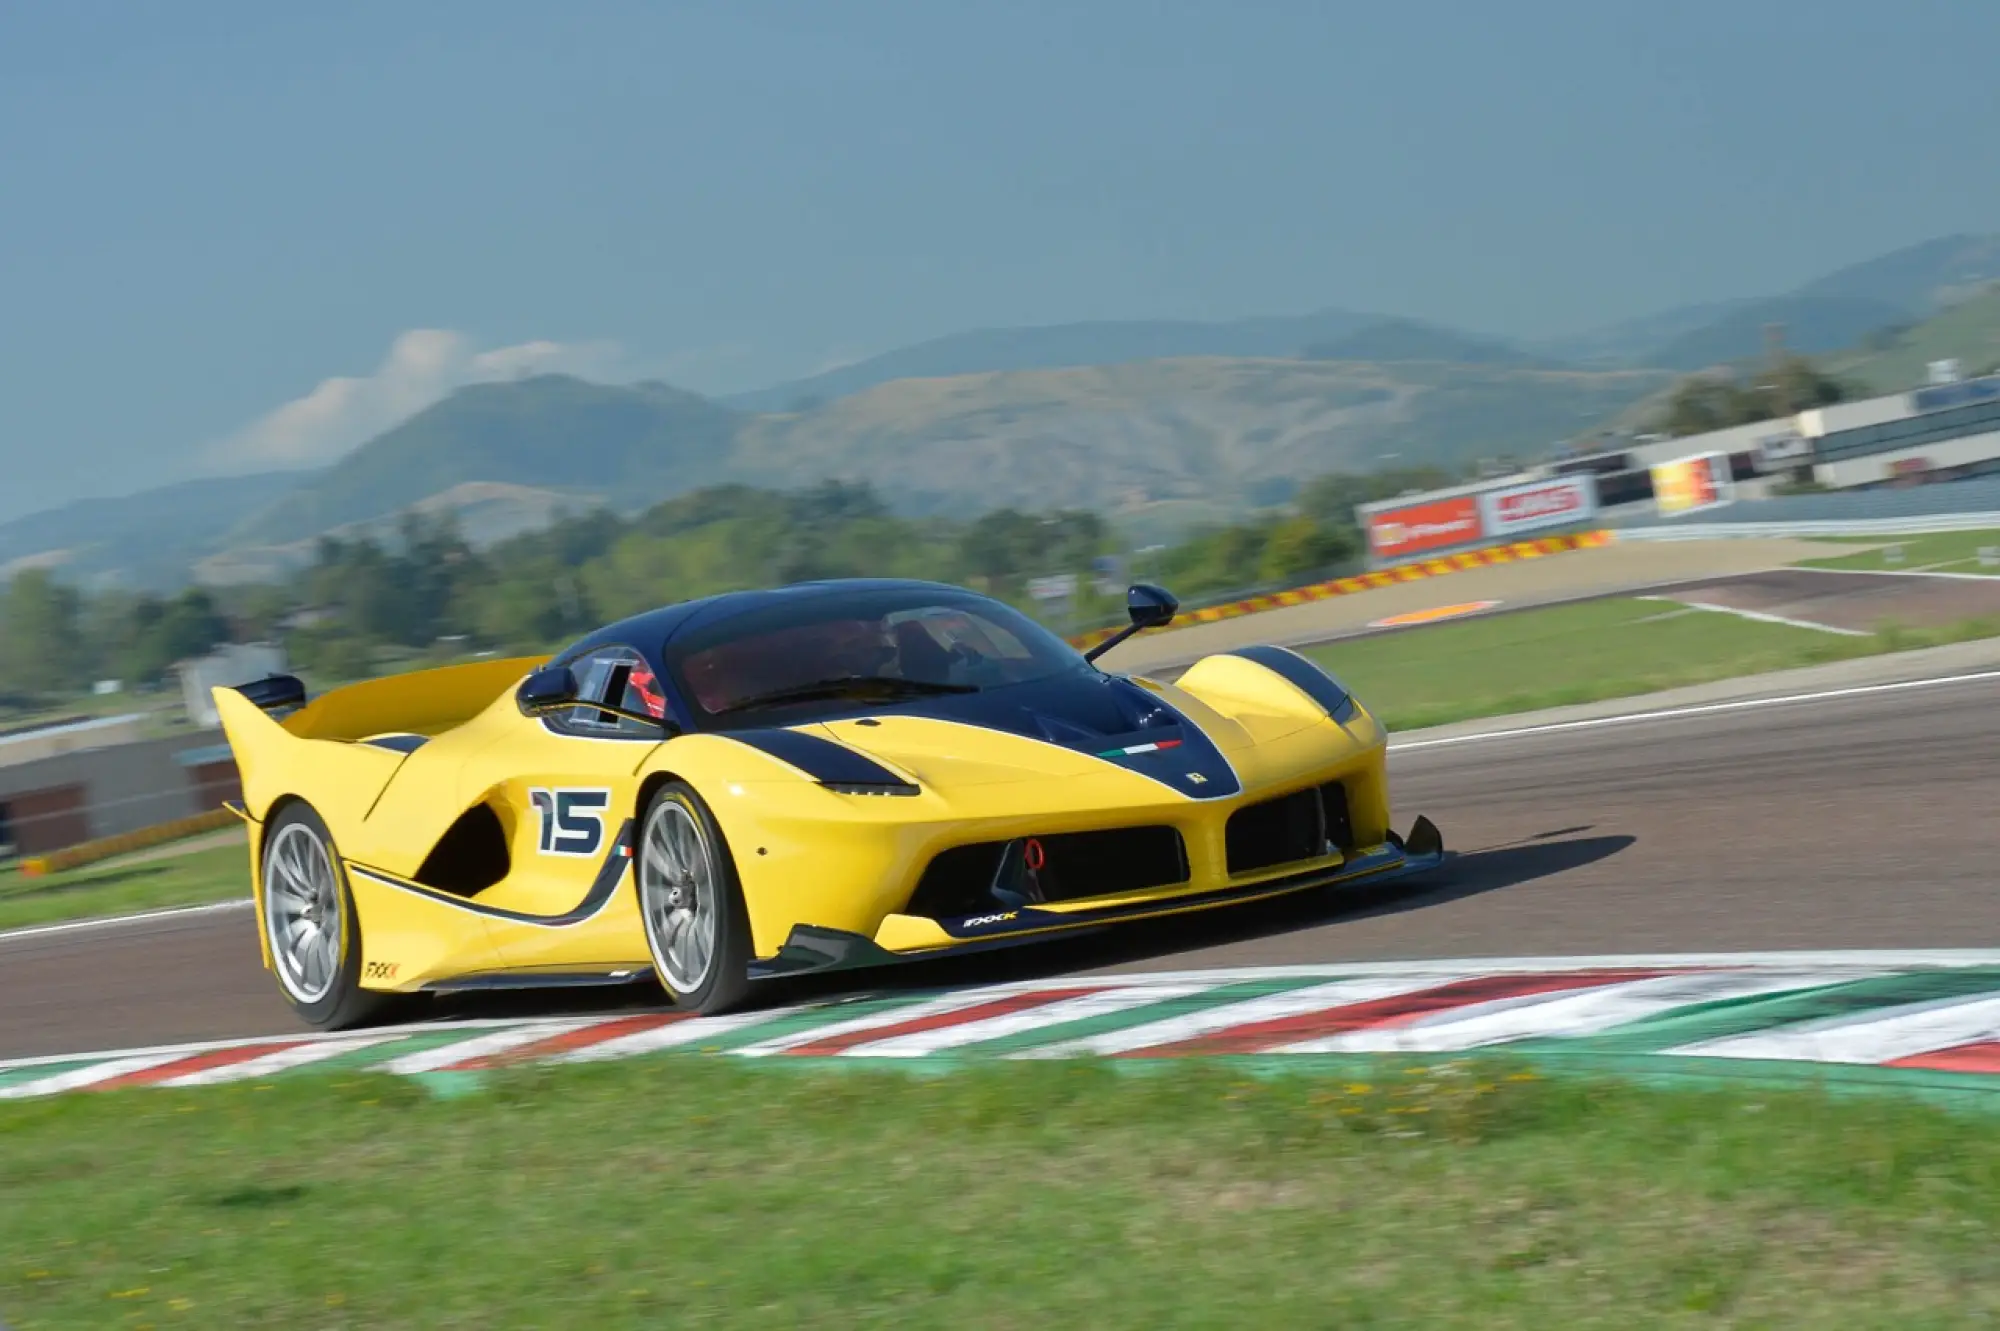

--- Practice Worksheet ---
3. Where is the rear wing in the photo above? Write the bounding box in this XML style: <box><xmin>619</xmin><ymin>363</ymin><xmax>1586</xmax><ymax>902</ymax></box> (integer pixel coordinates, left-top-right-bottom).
<box><xmin>217</xmin><ymin>654</ymin><xmax>548</xmax><ymax>744</ymax></box>
<box><xmin>212</xmin><ymin>655</ymin><xmax>550</xmax><ymax>827</ymax></box>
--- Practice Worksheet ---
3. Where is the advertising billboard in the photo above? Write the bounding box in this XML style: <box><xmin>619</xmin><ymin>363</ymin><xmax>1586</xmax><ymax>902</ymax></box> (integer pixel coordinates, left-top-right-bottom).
<box><xmin>1650</xmin><ymin>451</ymin><xmax>1734</xmax><ymax>517</ymax></box>
<box><xmin>1365</xmin><ymin>495</ymin><xmax>1484</xmax><ymax>559</ymax></box>
<box><xmin>1476</xmin><ymin>474</ymin><xmax>1598</xmax><ymax>538</ymax></box>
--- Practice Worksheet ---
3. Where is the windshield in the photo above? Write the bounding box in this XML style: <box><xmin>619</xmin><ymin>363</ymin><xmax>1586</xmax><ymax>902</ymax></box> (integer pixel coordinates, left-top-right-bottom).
<box><xmin>665</xmin><ymin>586</ymin><xmax>1089</xmax><ymax>722</ymax></box>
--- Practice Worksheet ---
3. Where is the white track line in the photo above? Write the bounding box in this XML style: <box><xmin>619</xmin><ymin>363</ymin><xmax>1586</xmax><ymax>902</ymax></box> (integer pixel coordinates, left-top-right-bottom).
<box><xmin>1389</xmin><ymin>668</ymin><xmax>2000</xmax><ymax>752</ymax></box>
<box><xmin>0</xmin><ymin>898</ymin><xmax>251</xmax><ymax>943</ymax></box>
<box><xmin>1794</xmin><ymin>565</ymin><xmax>2000</xmax><ymax>583</ymax></box>
<box><xmin>1671</xmin><ymin>599</ymin><xmax>1870</xmax><ymax>637</ymax></box>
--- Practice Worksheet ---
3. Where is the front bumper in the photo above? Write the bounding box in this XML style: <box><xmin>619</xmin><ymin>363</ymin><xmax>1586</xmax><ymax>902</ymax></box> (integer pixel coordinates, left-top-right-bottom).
<box><xmin>747</xmin><ymin>815</ymin><xmax>1445</xmax><ymax>980</ymax></box>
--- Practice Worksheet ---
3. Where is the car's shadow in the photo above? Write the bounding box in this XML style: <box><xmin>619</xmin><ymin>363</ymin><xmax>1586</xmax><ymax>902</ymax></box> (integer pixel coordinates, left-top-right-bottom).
<box><xmin>416</xmin><ymin>831</ymin><xmax>1633</xmax><ymax>1025</ymax></box>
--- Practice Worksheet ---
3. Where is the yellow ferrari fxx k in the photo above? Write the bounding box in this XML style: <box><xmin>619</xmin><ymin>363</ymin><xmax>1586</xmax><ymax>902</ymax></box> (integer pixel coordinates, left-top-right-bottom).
<box><xmin>217</xmin><ymin>578</ymin><xmax>1443</xmax><ymax>1029</ymax></box>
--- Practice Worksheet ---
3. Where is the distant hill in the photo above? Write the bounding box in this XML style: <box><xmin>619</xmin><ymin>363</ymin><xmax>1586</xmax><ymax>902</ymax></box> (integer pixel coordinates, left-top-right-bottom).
<box><xmin>1647</xmin><ymin>294</ymin><xmax>1909</xmax><ymax>370</ymax></box>
<box><xmin>720</xmin><ymin>309</ymin><xmax>1387</xmax><ymax>411</ymax></box>
<box><xmin>196</xmin><ymin>481</ymin><xmax>605</xmax><ymax>586</ymax></box>
<box><xmin>1792</xmin><ymin>232</ymin><xmax>2000</xmax><ymax>312</ymax></box>
<box><xmin>1822</xmin><ymin>282</ymin><xmax>2000</xmax><ymax>396</ymax></box>
<box><xmin>1529</xmin><ymin>299</ymin><xmax>1760</xmax><ymax>367</ymax></box>
<box><xmin>730</xmin><ymin>357</ymin><xmax>1668</xmax><ymax>518</ymax></box>
<box><xmin>0</xmin><ymin>470</ymin><xmax>313</xmax><ymax>591</ymax></box>
<box><xmin>1303</xmin><ymin>317</ymin><xmax>1551</xmax><ymax>367</ymax></box>
<box><xmin>1545</xmin><ymin>233</ymin><xmax>2000</xmax><ymax>371</ymax></box>
<box><xmin>226</xmin><ymin>375</ymin><xmax>742</xmax><ymax>546</ymax></box>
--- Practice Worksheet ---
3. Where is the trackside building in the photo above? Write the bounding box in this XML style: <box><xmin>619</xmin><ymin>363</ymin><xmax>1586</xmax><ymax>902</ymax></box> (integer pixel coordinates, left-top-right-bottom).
<box><xmin>1364</xmin><ymin>370</ymin><xmax>2000</xmax><ymax>543</ymax></box>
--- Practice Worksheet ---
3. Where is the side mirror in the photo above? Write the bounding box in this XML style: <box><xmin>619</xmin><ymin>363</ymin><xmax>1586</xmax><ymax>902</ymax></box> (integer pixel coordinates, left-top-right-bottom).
<box><xmin>1127</xmin><ymin>583</ymin><xmax>1179</xmax><ymax>629</ymax></box>
<box><xmin>517</xmin><ymin>665</ymin><xmax>579</xmax><ymax>715</ymax></box>
<box><xmin>1084</xmin><ymin>583</ymin><xmax>1181</xmax><ymax>664</ymax></box>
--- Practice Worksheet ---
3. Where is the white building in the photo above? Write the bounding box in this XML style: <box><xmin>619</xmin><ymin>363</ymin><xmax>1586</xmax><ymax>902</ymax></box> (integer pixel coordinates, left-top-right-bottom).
<box><xmin>176</xmin><ymin>643</ymin><xmax>289</xmax><ymax>728</ymax></box>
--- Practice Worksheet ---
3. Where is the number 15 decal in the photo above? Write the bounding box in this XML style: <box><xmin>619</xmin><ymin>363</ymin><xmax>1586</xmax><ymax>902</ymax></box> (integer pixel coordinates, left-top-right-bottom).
<box><xmin>529</xmin><ymin>787</ymin><xmax>611</xmax><ymax>857</ymax></box>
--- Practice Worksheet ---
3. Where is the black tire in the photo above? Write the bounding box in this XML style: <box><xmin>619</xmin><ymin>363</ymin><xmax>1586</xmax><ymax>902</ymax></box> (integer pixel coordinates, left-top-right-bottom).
<box><xmin>259</xmin><ymin>802</ymin><xmax>411</xmax><ymax>1031</ymax></box>
<box><xmin>635</xmin><ymin>780</ymin><xmax>753</xmax><ymax>1015</ymax></box>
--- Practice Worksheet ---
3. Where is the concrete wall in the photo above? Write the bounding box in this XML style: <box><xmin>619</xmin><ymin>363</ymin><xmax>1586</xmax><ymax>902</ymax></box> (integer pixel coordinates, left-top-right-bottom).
<box><xmin>0</xmin><ymin>714</ymin><xmax>149</xmax><ymax>769</ymax></box>
<box><xmin>0</xmin><ymin>729</ymin><xmax>232</xmax><ymax>854</ymax></box>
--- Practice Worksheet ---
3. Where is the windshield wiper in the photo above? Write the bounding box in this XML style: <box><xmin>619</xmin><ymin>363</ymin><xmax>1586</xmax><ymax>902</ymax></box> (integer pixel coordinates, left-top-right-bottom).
<box><xmin>713</xmin><ymin>674</ymin><xmax>977</xmax><ymax>715</ymax></box>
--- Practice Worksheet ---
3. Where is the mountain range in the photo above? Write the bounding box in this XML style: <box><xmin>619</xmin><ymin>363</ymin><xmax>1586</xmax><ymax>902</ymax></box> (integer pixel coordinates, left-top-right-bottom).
<box><xmin>9</xmin><ymin>232</ymin><xmax>2000</xmax><ymax>592</ymax></box>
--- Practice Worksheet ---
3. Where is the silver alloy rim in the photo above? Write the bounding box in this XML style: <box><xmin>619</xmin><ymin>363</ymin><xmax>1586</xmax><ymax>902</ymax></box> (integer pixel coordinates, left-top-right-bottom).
<box><xmin>263</xmin><ymin>822</ymin><xmax>342</xmax><ymax>1005</ymax></box>
<box><xmin>640</xmin><ymin>799</ymin><xmax>719</xmax><ymax>995</ymax></box>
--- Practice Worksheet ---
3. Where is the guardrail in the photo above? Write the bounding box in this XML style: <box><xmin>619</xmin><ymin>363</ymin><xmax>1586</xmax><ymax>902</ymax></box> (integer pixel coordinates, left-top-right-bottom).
<box><xmin>14</xmin><ymin>807</ymin><xmax>239</xmax><ymax>878</ymax></box>
<box><xmin>1065</xmin><ymin>530</ymin><xmax>1614</xmax><ymax>651</ymax></box>
<box><xmin>1618</xmin><ymin>514</ymin><xmax>2000</xmax><ymax>541</ymax></box>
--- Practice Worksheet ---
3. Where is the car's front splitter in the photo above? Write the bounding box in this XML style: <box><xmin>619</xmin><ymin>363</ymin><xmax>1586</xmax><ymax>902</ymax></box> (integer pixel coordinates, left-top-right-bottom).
<box><xmin>748</xmin><ymin>815</ymin><xmax>1446</xmax><ymax>981</ymax></box>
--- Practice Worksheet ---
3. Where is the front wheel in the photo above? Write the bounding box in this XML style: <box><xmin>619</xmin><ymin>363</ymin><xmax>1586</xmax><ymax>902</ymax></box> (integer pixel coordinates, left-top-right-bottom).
<box><xmin>637</xmin><ymin>781</ymin><xmax>753</xmax><ymax>1015</ymax></box>
<box><xmin>260</xmin><ymin>802</ymin><xmax>402</xmax><ymax>1030</ymax></box>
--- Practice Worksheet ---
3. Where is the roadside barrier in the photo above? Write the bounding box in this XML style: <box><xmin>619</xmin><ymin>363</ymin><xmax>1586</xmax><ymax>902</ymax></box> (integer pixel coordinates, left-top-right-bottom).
<box><xmin>15</xmin><ymin>807</ymin><xmax>238</xmax><ymax>879</ymax></box>
<box><xmin>1066</xmin><ymin>529</ymin><xmax>1615</xmax><ymax>651</ymax></box>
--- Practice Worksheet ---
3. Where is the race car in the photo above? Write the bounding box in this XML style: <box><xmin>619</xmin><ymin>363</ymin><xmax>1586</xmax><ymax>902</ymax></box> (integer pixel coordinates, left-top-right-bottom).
<box><xmin>216</xmin><ymin>577</ymin><xmax>1444</xmax><ymax>1029</ymax></box>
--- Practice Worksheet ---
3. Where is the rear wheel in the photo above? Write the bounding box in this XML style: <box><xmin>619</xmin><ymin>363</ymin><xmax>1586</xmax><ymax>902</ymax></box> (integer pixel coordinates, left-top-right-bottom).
<box><xmin>260</xmin><ymin>802</ymin><xmax>401</xmax><ymax>1030</ymax></box>
<box><xmin>637</xmin><ymin>781</ymin><xmax>753</xmax><ymax>1014</ymax></box>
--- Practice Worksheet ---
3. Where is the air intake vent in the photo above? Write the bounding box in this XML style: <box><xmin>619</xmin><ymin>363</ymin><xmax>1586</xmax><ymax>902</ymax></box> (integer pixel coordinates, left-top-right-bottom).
<box><xmin>907</xmin><ymin>826</ymin><xmax>1189</xmax><ymax>918</ymax></box>
<box><xmin>1225</xmin><ymin>780</ymin><xmax>1354</xmax><ymax>875</ymax></box>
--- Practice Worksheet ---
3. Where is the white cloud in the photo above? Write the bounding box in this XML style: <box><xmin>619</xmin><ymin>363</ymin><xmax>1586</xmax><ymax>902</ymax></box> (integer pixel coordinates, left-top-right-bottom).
<box><xmin>199</xmin><ymin>329</ymin><xmax>627</xmax><ymax>474</ymax></box>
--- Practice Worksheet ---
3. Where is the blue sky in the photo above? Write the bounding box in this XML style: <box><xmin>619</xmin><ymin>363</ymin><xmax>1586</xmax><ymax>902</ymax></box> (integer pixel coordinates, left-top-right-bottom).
<box><xmin>4</xmin><ymin>0</ymin><xmax>2000</xmax><ymax>520</ymax></box>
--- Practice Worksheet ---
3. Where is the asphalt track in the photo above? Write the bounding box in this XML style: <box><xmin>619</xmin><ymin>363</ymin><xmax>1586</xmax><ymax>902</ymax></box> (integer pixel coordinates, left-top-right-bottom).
<box><xmin>4</xmin><ymin>670</ymin><xmax>1996</xmax><ymax>1061</ymax></box>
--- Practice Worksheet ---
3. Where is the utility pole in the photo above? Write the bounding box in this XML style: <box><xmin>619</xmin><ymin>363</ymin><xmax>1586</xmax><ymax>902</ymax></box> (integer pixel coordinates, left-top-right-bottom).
<box><xmin>1763</xmin><ymin>321</ymin><xmax>1790</xmax><ymax>417</ymax></box>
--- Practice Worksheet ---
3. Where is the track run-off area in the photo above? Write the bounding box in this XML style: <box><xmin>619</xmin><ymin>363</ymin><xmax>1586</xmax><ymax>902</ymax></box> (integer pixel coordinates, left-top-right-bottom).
<box><xmin>6</xmin><ymin>657</ymin><xmax>2000</xmax><ymax>1096</ymax></box>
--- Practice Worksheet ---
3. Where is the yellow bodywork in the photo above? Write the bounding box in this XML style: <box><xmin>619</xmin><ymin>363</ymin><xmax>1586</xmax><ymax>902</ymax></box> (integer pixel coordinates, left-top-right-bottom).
<box><xmin>216</xmin><ymin>649</ymin><xmax>1403</xmax><ymax>995</ymax></box>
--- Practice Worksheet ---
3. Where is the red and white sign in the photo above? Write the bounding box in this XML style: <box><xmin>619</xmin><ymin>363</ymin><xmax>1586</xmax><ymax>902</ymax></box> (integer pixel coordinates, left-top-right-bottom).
<box><xmin>1478</xmin><ymin>474</ymin><xmax>1598</xmax><ymax>536</ymax></box>
<box><xmin>1366</xmin><ymin>496</ymin><xmax>1485</xmax><ymax>558</ymax></box>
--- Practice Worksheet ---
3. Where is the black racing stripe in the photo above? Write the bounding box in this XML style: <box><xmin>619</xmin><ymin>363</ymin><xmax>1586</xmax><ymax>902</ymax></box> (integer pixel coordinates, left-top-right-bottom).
<box><xmin>723</xmin><ymin>727</ymin><xmax>919</xmax><ymax>793</ymax></box>
<box><xmin>1085</xmin><ymin>709</ymin><xmax>1242</xmax><ymax>799</ymax></box>
<box><xmin>348</xmin><ymin>819</ymin><xmax>633</xmax><ymax>926</ymax></box>
<box><xmin>1227</xmin><ymin>644</ymin><xmax>1358</xmax><ymax>723</ymax></box>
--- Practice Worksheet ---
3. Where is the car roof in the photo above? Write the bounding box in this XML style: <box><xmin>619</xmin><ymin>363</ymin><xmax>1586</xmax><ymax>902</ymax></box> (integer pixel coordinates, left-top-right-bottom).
<box><xmin>555</xmin><ymin>578</ymin><xmax>984</xmax><ymax>661</ymax></box>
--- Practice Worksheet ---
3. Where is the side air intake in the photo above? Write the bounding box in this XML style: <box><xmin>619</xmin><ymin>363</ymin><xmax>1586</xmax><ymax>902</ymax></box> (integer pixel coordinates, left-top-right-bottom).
<box><xmin>1224</xmin><ymin>781</ymin><xmax>1356</xmax><ymax>876</ymax></box>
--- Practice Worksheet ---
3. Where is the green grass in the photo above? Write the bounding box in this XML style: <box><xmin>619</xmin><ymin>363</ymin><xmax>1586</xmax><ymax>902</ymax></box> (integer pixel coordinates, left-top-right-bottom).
<box><xmin>0</xmin><ymin>837</ymin><xmax>248</xmax><ymax>933</ymax></box>
<box><xmin>1309</xmin><ymin>596</ymin><xmax>2000</xmax><ymax>731</ymax></box>
<box><xmin>3</xmin><ymin>1058</ymin><xmax>1999</xmax><ymax>1327</ymax></box>
<box><xmin>1798</xmin><ymin>529</ymin><xmax>2000</xmax><ymax>575</ymax></box>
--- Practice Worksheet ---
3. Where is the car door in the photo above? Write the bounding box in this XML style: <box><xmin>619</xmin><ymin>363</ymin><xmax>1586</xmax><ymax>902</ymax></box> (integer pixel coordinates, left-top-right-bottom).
<box><xmin>465</xmin><ymin>643</ymin><xmax>668</xmax><ymax>972</ymax></box>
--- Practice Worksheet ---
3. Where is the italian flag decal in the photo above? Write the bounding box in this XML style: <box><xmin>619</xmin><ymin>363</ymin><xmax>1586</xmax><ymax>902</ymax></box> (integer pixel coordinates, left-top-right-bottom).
<box><xmin>1098</xmin><ymin>738</ymin><xmax>1182</xmax><ymax>758</ymax></box>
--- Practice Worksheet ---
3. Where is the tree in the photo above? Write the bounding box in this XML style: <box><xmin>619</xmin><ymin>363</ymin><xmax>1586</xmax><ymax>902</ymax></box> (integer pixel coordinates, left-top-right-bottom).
<box><xmin>1654</xmin><ymin>356</ymin><xmax>1848</xmax><ymax>437</ymax></box>
<box><xmin>1257</xmin><ymin>516</ymin><xmax>1358</xmax><ymax>583</ymax></box>
<box><xmin>0</xmin><ymin>570</ymin><xmax>83</xmax><ymax>697</ymax></box>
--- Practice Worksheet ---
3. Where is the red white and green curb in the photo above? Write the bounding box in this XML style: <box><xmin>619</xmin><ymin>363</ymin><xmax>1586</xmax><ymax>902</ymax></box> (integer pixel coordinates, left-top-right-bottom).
<box><xmin>8</xmin><ymin>951</ymin><xmax>2000</xmax><ymax>1104</ymax></box>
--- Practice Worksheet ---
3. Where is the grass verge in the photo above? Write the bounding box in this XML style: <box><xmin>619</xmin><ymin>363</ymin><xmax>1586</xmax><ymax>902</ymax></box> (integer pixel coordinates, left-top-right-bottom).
<box><xmin>3</xmin><ymin>1058</ymin><xmax>1998</xmax><ymax>1327</ymax></box>
<box><xmin>1801</xmin><ymin>529</ymin><xmax>2000</xmax><ymax>574</ymax></box>
<box><xmin>0</xmin><ymin>836</ymin><xmax>247</xmax><ymax>933</ymax></box>
<box><xmin>1309</xmin><ymin>596</ymin><xmax>2000</xmax><ymax>731</ymax></box>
